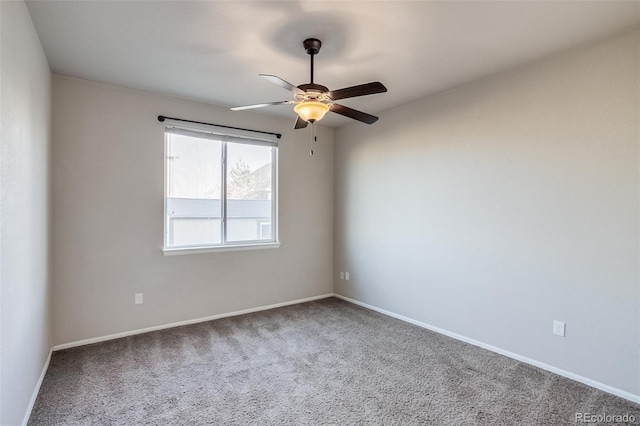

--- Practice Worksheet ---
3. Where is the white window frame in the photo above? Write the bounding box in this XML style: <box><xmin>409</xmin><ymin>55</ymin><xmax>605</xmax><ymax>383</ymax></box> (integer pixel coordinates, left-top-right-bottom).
<box><xmin>162</xmin><ymin>121</ymin><xmax>279</xmax><ymax>255</ymax></box>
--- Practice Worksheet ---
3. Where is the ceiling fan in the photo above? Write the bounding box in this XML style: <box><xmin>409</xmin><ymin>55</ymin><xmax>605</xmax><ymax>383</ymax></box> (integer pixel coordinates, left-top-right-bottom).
<box><xmin>231</xmin><ymin>38</ymin><xmax>387</xmax><ymax>129</ymax></box>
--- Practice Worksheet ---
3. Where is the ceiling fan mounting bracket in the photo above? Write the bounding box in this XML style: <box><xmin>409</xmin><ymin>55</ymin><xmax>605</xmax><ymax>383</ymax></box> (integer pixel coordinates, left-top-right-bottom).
<box><xmin>303</xmin><ymin>38</ymin><xmax>322</xmax><ymax>55</ymax></box>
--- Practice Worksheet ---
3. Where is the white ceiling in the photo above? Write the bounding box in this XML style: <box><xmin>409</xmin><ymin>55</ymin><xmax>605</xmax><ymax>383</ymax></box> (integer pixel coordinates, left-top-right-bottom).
<box><xmin>26</xmin><ymin>1</ymin><xmax>640</xmax><ymax>128</ymax></box>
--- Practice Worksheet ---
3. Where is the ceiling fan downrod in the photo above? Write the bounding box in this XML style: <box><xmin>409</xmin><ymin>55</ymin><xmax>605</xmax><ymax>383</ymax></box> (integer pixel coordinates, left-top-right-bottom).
<box><xmin>303</xmin><ymin>38</ymin><xmax>321</xmax><ymax>84</ymax></box>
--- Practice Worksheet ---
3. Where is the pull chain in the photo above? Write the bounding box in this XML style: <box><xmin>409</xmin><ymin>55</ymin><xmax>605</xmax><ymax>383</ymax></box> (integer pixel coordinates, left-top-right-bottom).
<box><xmin>310</xmin><ymin>122</ymin><xmax>317</xmax><ymax>156</ymax></box>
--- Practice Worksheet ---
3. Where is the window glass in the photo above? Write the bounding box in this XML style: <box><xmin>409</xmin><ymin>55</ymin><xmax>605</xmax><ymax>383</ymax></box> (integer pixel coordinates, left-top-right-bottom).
<box><xmin>226</xmin><ymin>143</ymin><xmax>274</xmax><ymax>243</ymax></box>
<box><xmin>164</xmin><ymin>126</ymin><xmax>277</xmax><ymax>251</ymax></box>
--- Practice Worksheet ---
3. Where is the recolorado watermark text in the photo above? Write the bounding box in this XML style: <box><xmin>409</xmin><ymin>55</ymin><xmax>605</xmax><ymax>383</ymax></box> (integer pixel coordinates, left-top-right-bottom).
<box><xmin>575</xmin><ymin>412</ymin><xmax>636</xmax><ymax>423</ymax></box>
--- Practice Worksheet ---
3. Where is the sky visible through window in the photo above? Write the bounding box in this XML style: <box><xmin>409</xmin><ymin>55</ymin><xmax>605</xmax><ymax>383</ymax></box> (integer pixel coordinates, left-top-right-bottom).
<box><xmin>168</xmin><ymin>134</ymin><xmax>271</xmax><ymax>200</ymax></box>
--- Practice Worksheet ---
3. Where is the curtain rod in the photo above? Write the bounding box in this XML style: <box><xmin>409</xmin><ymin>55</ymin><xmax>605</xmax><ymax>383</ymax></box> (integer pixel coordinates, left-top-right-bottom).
<box><xmin>157</xmin><ymin>115</ymin><xmax>282</xmax><ymax>139</ymax></box>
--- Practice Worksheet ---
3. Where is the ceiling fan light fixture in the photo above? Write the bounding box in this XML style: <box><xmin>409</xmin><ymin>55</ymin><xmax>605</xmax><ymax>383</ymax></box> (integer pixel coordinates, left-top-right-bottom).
<box><xmin>294</xmin><ymin>101</ymin><xmax>330</xmax><ymax>123</ymax></box>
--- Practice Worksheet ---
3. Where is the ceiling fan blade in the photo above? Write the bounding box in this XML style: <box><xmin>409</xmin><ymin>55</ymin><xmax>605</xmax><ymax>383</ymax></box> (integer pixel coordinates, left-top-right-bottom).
<box><xmin>260</xmin><ymin>74</ymin><xmax>304</xmax><ymax>95</ymax></box>
<box><xmin>230</xmin><ymin>101</ymin><xmax>294</xmax><ymax>111</ymax></box>
<box><xmin>328</xmin><ymin>82</ymin><xmax>387</xmax><ymax>101</ymax></box>
<box><xmin>330</xmin><ymin>103</ymin><xmax>379</xmax><ymax>124</ymax></box>
<box><xmin>294</xmin><ymin>115</ymin><xmax>308</xmax><ymax>129</ymax></box>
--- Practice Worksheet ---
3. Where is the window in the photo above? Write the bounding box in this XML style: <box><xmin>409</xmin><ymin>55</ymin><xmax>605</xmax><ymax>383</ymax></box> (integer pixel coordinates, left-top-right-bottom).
<box><xmin>163</xmin><ymin>123</ymin><xmax>278</xmax><ymax>253</ymax></box>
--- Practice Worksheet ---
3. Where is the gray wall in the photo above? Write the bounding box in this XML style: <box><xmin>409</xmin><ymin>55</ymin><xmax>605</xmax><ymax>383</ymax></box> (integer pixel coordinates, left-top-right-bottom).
<box><xmin>52</xmin><ymin>76</ymin><xmax>334</xmax><ymax>345</ymax></box>
<box><xmin>0</xmin><ymin>1</ymin><xmax>52</xmax><ymax>424</ymax></box>
<box><xmin>334</xmin><ymin>29</ymin><xmax>639</xmax><ymax>396</ymax></box>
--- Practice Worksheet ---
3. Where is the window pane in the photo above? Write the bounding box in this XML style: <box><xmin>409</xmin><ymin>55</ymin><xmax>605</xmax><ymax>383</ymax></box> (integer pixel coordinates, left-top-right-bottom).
<box><xmin>226</xmin><ymin>143</ymin><xmax>273</xmax><ymax>242</ymax></box>
<box><xmin>167</xmin><ymin>133</ymin><xmax>222</xmax><ymax>246</ymax></box>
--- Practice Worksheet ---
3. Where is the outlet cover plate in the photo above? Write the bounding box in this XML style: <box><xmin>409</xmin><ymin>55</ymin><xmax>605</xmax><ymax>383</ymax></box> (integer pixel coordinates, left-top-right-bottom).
<box><xmin>553</xmin><ymin>320</ymin><xmax>565</xmax><ymax>337</ymax></box>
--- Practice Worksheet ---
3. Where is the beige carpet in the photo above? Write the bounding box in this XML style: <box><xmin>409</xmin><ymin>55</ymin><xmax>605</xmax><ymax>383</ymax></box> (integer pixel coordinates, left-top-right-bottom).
<box><xmin>29</xmin><ymin>298</ymin><xmax>639</xmax><ymax>425</ymax></box>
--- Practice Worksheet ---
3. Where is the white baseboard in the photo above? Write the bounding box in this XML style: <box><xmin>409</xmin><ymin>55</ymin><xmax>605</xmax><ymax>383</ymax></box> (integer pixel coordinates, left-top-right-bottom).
<box><xmin>333</xmin><ymin>293</ymin><xmax>640</xmax><ymax>405</ymax></box>
<box><xmin>53</xmin><ymin>293</ymin><xmax>334</xmax><ymax>351</ymax></box>
<box><xmin>22</xmin><ymin>347</ymin><xmax>52</xmax><ymax>426</ymax></box>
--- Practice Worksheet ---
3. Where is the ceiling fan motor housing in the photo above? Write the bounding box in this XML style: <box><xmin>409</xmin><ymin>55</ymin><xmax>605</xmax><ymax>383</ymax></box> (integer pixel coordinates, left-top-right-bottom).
<box><xmin>296</xmin><ymin>83</ymin><xmax>330</xmax><ymax>103</ymax></box>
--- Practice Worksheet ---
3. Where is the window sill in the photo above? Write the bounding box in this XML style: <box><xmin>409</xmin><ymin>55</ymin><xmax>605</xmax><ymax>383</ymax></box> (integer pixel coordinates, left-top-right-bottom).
<box><xmin>162</xmin><ymin>242</ymin><xmax>280</xmax><ymax>256</ymax></box>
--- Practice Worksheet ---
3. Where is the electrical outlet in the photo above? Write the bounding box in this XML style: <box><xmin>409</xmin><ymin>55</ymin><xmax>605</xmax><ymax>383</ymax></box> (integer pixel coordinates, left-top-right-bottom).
<box><xmin>340</xmin><ymin>272</ymin><xmax>344</xmax><ymax>280</ymax></box>
<box><xmin>345</xmin><ymin>272</ymin><xmax>350</xmax><ymax>281</ymax></box>
<box><xmin>553</xmin><ymin>320</ymin><xmax>565</xmax><ymax>337</ymax></box>
<box><xmin>135</xmin><ymin>293</ymin><xmax>143</xmax><ymax>305</ymax></box>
